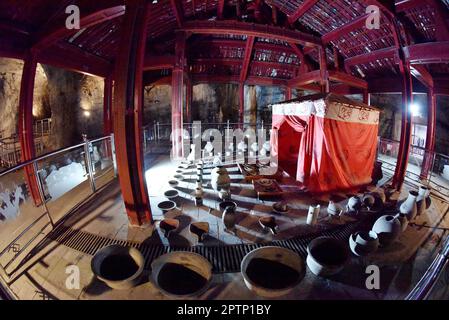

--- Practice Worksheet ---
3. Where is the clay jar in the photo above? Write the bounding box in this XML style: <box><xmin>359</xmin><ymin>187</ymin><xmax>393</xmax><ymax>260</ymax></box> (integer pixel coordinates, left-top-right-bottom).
<box><xmin>416</xmin><ymin>186</ymin><xmax>431</xmax><ymax>216</ymax></box>
<box><xmin>395</xmin><ymin>212</ymin><xmax>409</xmax><ymax>232</ymax></box>
<box><xmin>346</xmin><ymin>196</ymin><xmax>362</xmax><ymax>213</ymax></box>
<box><xmin>306</xmin><ymin>237</ymin><xmax>349</xmax><ymax>277</ymax></box>
<box><xmin>210</xmin><ymin>166</ymin><xmax>231</xmax><ymax>194</ymax></box>
<box><xmin>220</xmin><ymin>201</ymin><xmax>237</xmax><ymax>230</ymax></box>
<box><xmin>399</xmin><ymin>190</ymin><xmax>418</xmax><ymax>221</ymax></box>
<box><xmin>349</xmin><ymin>231</ymin><xmax>379</xmax><ymax>256</ymax></box>
<box><xmin>372</xmin><ymin>215</ymin><xmax>401</xmax><ymax>247</ymax></box>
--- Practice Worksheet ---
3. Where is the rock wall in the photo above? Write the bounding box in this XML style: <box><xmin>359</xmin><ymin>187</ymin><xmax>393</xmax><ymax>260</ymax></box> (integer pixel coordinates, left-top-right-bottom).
<box><xmin>0</xmin><ymin>58</ymin><xmax>104</xmax><ymax>152</ymax></box>
<box><xmin>143</xmin><ymin>83</ymin><xmax>289</xmax><ymax>125</ymax></box>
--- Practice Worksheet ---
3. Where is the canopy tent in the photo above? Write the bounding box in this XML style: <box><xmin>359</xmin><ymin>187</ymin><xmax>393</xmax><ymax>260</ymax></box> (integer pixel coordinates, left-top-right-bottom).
<box><xmin>271</xmin><ymin>93</ymin><xmax>381</xmax><ymax>193</ymax></box>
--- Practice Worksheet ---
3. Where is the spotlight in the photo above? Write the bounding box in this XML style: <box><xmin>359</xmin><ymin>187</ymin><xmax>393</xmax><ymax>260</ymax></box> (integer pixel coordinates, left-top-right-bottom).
<box><xmin>410</xmin><ymin>103</ymin><xmax>420</xmax><ymax>117</ymax></box>
<box><xmin>83</xmin><ymin>110</ymin><xmax>91</xmax><ymax>117</ymax></box>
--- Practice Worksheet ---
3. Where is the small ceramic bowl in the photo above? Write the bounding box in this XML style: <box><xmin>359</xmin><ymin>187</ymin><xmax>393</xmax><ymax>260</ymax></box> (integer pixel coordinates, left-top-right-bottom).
<box><xmin>174</xmin><ymin>174</ymin><xmax>184</xmax><ymax>181</ymax></box>
<box><xmin>168</xmin><ymin>180</ymin><xmax>179</xmax><ymax>187</ymax></box>
<box><xmin>164</xmin><ymin>190</ymin><xmax>179</xmax><ymax>199</ymax></box>
<box><xmin>158</xmin><ymin>201</ymin><xmax>177</xmax><ymax>213</ymax></box>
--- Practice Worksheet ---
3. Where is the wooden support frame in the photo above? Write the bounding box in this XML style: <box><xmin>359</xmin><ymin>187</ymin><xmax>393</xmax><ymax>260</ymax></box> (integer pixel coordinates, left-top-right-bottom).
<box><xmin>421</xmin><ymin>88</ymin><xmax>437</xmax><ymax>179</ymax></box>
<box><xmin>103</xmin><ymin>76</ymin><xmax>113</xmax><ymax>135</ymax></box>
<box><xmin>288</xmin><ymin>0</ymin><xmax>319</xmax><ymax>25</ymax></box>
<box><xmin>113</xmin><ymin>0</ymin><xmax>152</xmax><ymax>226</ymax></box>
<box><xmin>18</xmin><ymin>52</ymin><xmax>42</xmax><ymax>206</ymax></box>
<box><xmin>171</xmin><ymin>32</ymin><xmax>186</xmax><ymax>160</ymax></box>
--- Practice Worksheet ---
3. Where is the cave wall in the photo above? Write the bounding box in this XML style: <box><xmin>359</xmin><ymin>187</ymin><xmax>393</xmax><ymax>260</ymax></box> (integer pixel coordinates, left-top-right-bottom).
<box><xmin>0</xmin><ymin>58</ymin><xmax>104</xmax><ymax>153</ymax></box>
<box><xmin>143</xmin><ymin>83</ymin><xmax>289</xmax><ymax>126</ymax></box>
<box><xmin>42</xmin><ymin>65</ymin><xmax>104</xmax><ymax>151</ymax></box>
<box><xmin>0</xmin><ymin>58</ymin><xmax>48</xmax><ymax>138</ymax></box>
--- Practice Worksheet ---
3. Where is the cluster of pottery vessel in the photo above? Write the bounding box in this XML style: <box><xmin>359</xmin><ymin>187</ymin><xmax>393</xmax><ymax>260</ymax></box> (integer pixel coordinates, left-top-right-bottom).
<box><xmin>345</xmin><ymin>185</ymin><xmax>432</xmax><ymax>257</ymax></box>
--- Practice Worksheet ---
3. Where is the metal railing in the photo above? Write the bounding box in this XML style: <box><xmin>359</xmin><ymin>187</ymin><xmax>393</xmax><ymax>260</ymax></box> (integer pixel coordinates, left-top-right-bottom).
<box><xmin>0</xmin><ymin>119</ymin><xmax>52</xmax><ymax>169</ymax></box>
<box><xmin>0</xmin><ymin>134</ymin><xmax>116</xmax><ymax>285</ymax></box>
<box><xmin>142</xmin><ymin>121</ymin><xmax>272</xmax><ymax>152</ymax></box>
<box><xmin>377</xmin><ymin>137</ymin><xmax>449</xmax><ymax>200</ymax></box>
<box><xmin>406</xmin><ymin>236</ymin><xmax>449</xmax><ymax>300</ymax></box>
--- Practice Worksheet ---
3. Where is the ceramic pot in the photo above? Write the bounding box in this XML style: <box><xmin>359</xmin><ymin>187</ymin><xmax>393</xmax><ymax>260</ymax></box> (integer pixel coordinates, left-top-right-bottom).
<box><xmin>222</xmin><ymin>206</ymin><xmax>237</xmax><ymax>230</ymax></box>
<box><xmin>241</xmin><ymin>247</ymin><xmax>305</xmax><ymax>298</ymax></box>
<box><xmin>306</xmin><ymin>237</ymin><xmax>349</xmax><ymax>277</ymax></box>
<box><xmin>219</xmin><ymin>189</ymin><xmax>231</xmax><ymax>200</ymax></box>
<box><xmin>91</xmin><ymin>245</ymin><xmax>144</xmax><ymax>290</ymax></box>
<box><xmin>210</xmin><ymin>166</ymin><xmax>231</xmax><ymax>193</ymax></box>
<box><xmin>372</xmin><ymin>215</ymin><xmax>401</xmax><ymax>247</ymax></box>
<box><xmin>416</xmin><ymin>186</ymin><xmax>431</xmax><ymax>216</ymax></box>
<box><xmin>349</xmin><ymin>231</ymin><xmax>379</xmax><ymax>256</ymax></box>
<box><xmin>327</xmin><ymin>201</ymin><xmax>343</xmax><ymax>217</ymax></box>
<box><xmin>346</xmin><ymin>196</ymin><xmax>362</xmax><ymax>213</ymax></box>
<box><xmin>371</xmin><ymin>161</ymin><xmax>383</xmax><ymax>185</ymax></box>
<box><xmin>307</xmin><ymin>205</ymin><xmax>320</xmax><ymax>226</ymax></box>
<box><xmin>399</xmin><ymin>190</ymin><xmax>418</xmax><ymax>221</ymax></box>
<box><xmin>196</xmin><ymin>179</ymin><xmax>202</xmax><ymax>189</ymax></box>
<box><xmin>395</xmin><ymin>212</ymin><xmax>409</xmax><ymax>232</ymax></box>
<box><xmin>195</xmin><ymin>187</ymin><xmax>203</xmax><ymax>198</ymax></box>
<box><xmin>151</xmin><ymin>252</ymin><xmax>212</xmax><ymax>298</ymax></box>
<box><xmin>362</xmin><ymin>193</ymin><xmax>376</xmax><ymax>210</ymax></box>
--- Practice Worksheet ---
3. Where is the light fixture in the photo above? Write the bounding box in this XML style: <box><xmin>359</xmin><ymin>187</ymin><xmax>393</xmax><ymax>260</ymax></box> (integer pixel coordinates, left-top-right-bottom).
<box><xmin>410</xmin><ymin>103</ymin><xmax>420</xmax><ymax>117</ymax></box>
<box><xmin>83</xmin><ymin>110</ymin><xmax>91</xmax><ymax>118</ymax></box>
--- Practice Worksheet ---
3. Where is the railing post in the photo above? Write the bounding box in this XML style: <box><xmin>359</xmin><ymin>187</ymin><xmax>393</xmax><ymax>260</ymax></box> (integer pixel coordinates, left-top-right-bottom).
<box><xmin>83</xmin><ymin>136</ymin><xmax>96</xmax><ymax>193</ymax></box>
<box><xmin>32</xmin><ymin>161</ymin><xmax>54</xmax><ymax>228</ymax></box>
<box><xmin>157</xmin><ymin>122</ymin><xmax>160</xmax><ymax>142</ymax></box>
<box><xmin>110</xmin><ymin>133</ymin><xmax>117</xmax><ymax>177</ymax></box>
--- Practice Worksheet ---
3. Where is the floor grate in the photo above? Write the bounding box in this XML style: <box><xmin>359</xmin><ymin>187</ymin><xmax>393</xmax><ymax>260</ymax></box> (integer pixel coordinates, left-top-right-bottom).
<box><xmin>47</xmin><ymin>223</ymin><xmax>360</xmax><ymax>273</ymax></box>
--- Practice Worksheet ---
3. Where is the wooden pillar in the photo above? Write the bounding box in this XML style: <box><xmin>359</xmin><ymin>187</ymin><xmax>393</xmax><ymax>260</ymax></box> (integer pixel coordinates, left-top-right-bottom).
<box><xmin>103</xmin><ymin>76</ymin><xmax>113</xmax><ymax>135</ymax></box>
<box><xmin>18</xmin><ymin>52</ymin><xmax>42</xmax><ymax>206</ymax></box>
<box><xmin>285</xmin><ymin>87</ymin><xmax>292</xmax><ymax>100</ymax></box>
<box><xmin>319</xmin><ymin>46</ymin><xmax>329</xmax><ymax>93</ymax></box>
<box><xmin>420</xmin><ymin>89</ymin><xmax>437</xmax><ymax>180</ymax></box>
<box><xmin>363</xmin><ymin>90</ymin><xmax>369</xmax><ymax>105</ymax></box>
<box><xmin>171</xmin><ymin>31</ymin><xmax>186</xmax><ymax>160</ymax></box>
<box><xmin>238</xmin><ymin>83</ymin><xmax>245</xmax><ymax>125</ymax></box>
<box><xmin>113</xmin><ymin>0</ymin><xmax>152</xmax><ymax>226</ymax></box>
<box><xmin>392</xmin><ymin>61</ymin><xmax>414</xmax><ymax>190</ymax></box>
<box><xmin>185</xmin><ymin>75</ymin><xmax>193</xmax><ymax>123</ymax></box>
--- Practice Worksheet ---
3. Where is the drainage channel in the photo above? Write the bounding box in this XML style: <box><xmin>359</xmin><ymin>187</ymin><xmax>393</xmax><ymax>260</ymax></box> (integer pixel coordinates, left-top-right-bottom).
<box><xmin>48</xmin><ymin>223</ymin><xmax>360</xmax><ymax>274</ymax></box>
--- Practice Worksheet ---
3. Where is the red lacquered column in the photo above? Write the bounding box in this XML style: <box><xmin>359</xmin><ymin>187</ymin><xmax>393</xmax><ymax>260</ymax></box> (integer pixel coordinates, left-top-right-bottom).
<box><xmin>113</xmin><ymin>0</ymin><xmax>152</xmax><ymax>226</ymax></box>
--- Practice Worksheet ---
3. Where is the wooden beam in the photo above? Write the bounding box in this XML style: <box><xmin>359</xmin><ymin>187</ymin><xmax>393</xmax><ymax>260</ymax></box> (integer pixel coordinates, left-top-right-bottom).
<box><xmin>181</xmin><ymin>20</ymin><xmax>322</xmax><ymax>47</ymax></box>
<box><xmin>403</xmin><ymin>42</ymin><xmax>449</xmax><ymax>64</ymax></box>
<box><xmin>410</xmin><ymin>65</ymin><xmax>434</xmax><ymax>88</ymax></box>
<box><xmin>37</xmin><ymin>42</ymin><xmax>112</xmax><ymax>78</ymax></box>
<box><xmin>217</xmin><ymin>0</ymin><xmax>225</xmax><ymax>19</ymax></box>
<box><xmin>240</xmin><ymin>36</ymin><xmax>255</xmax><ymax>83</ymax></box>
<box><xmin>103</xmin><ymin>76</ymin><xmax>113</xmax><ymax>135</ymax></box>
<box><xmin>288</xmin><ymin>0</ymin><xmax>319</xmax><ymax>24</ymax></box>
<box><xmin>33</xmin><ymin>3</ymin><xmax>125</xmax><ymax>52</ymax></box>
<box><xmin>144</xmin><ymin>55</ymin><xmax>175</xmax><ymax>70</ymax></box>
<box><xmin>345</xmin><ymin>47</ymin><xmax>398</xmax><ymax>68</ymax></box>
<box><xmin>322</xmin><ymin>14</ymin><xmax>370</xmax><ymax>44</ymax></box>
<box><xmin>170</xmin><ymin>0</ymin><xmax>184</xmax><ymax>28</ymax></box>
<box><xmin>328</xmin><ymin>71</ymin><xmax>368</xmax><ymax>89</ymax></box>
<box><xmin>287</xmin><ymin>70</ymin><xmax>322</xmax><ymax>87</ymax></box>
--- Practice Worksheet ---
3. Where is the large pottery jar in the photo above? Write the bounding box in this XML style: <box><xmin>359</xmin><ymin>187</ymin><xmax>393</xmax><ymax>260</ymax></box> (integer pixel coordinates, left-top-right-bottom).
<box><xmin>395</xmin><ymin>213</ymin><xmax>409</xmax><ymax>232</ymax></box>
<box><xmin>371</xmin><ymin>161</ymin><xmax>384</xmax><ymax>185</ymax></box>
<box><xmin>372</xmin><ymin>215</ymin><xmax>401</xmax><ymax>247</ymax></box>
<box><xmin>211</xmin><ymin>166</ymin><xmax>231</xmax><ymax>193</ymax></box>
<box><xmin>416</xmin><ymin>186</ymin><xmax>431</xmax><ymax>216</ymax></box>
<box><xmin>399</xmin><ymin>190</ymin><xmax>418</xmax><ymax>221</ymax></box>
<box><xmin>349</xmin><ymin>231</ymin><xmax>379</xmax><ymax>257</ymax></box>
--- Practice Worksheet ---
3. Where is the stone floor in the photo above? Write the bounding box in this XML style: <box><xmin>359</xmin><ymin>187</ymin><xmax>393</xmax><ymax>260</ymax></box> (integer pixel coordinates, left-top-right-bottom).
<box><xmin>1</xmin><ymin>155</ymin><xmax>449</xmax><ymax>300</ymax></box>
